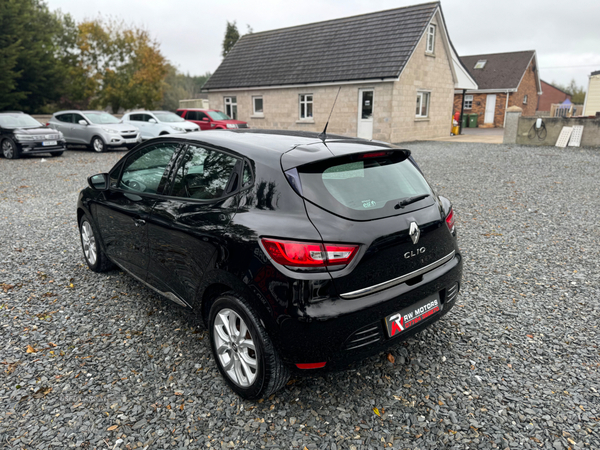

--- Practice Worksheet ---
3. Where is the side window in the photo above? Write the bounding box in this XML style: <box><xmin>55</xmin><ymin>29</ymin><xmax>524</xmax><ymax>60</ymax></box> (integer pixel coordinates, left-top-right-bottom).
<box><xmin>175</xmin><ymin>111</ymin><xmax>184</xmax><ymax>117</ymax></box>
<box><xmin>198</xmin><ymin>112</ymin><xmax>209</xmax><ymax>120</ymax></box>
<box><xmin>186</xmin><ymin>111</ymin><xmax>197</xmax><ymax>120</ymax></box>
<box><xmin>129</xmin><ymin>114</ymin><xmax>140</xmax><ymax>121</ymax></box>
<box><xmin>56</xmin><ymin>114</ymin><xmax>71</xmax><ymax>123</ymax></box>
<box><xmin>242</xmin><ymin>161</ymin><xmax>253</xmax><ymax>187</ymax></box>
<box><xmin>73</xmin><ymin>113</ymin><xmax>86</xmax><ymax>124</ymax></box>
<box><xmin>171</xmin><ymin>145</ymin><xmax>239</xmax><ymax>200</ymax></box>
<box><xmin>142</xmin><ymin>114</ymin><xmax>153</xmax><ymax>122</ymax></box>
<box><xmin>118</xmin><ymin>143</ymin><xmax>179</xmax><ymax>194</ymax></box>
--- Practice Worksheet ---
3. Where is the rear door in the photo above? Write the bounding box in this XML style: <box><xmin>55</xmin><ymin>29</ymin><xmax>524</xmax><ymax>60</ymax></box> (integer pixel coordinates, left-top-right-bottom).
<box><xmin>286</xmin><ymin>148</ymin><xmax>455</xmax><ymax>297</ymax></box>
<box><xmin>146</xmin><ymin>142</ymin><xmax>242</xmax><ymax>305</ymax></box>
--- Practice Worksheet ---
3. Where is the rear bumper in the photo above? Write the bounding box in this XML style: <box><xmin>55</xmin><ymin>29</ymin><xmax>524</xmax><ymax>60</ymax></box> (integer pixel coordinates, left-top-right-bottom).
<box><xmin>276</xmin><ymin>253</ymin><xmax>462</xmax><ymax>370</ymax></box>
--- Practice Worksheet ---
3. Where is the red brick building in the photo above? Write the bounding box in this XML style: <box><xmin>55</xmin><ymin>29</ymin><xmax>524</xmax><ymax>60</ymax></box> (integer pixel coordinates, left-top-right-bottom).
<box><xmin>453</xmin><ymin>50</ymin><xmax>542</xmax><ymax>127</ymax></box>
<box><xmin>537</xmin><ymin>80</ymin><xmax>571</xmax><ymax>113</ymax></box>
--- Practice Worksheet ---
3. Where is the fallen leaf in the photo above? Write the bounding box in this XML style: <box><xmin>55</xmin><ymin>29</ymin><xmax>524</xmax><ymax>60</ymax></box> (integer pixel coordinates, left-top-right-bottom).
<box><xmin>386</xmin><ymin>353</ymin><xmax>395</xmax><ymax>364</ymax></box>
<box><xmin>373</xmin><ymin>407</ymin><xmax>380</xmax><ymax>416</ymax></box>
<box><xmin>26</xmin><ymin>345</ymin><xmax>36</xmax><ymax>354</ymax></box>
<box><xmin>526</xmin><ymin>334</ymin><xmax>534</xmax><ymax>339</ymax></box>
<box><xmin>107</xmin><ymin>425</ymin><xmax>118</xmax><ymax>431</ymax></box>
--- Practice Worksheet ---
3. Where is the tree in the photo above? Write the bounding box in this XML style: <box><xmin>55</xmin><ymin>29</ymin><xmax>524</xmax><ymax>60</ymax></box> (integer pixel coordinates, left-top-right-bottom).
<box><xmin>74</xmin><ymin>18</ymin><xmax>168</xmax><ymax>112</ymax></box>
<box><xmin>222</xmin><ymin>21</ymin><xmax>240</xmax><ymax>57</ymax></box>
<box><xmin>552</xmin><ymin>79</ymin><xmax>587</xmax><ymax>105</ymax></box>
<box><xmin>160</xmin><ymin>68</ymin><xmax>212</xmax><ymax>111</ymax></box>
<box><xmin>0</xmin><ymin>0</ymin><xmax>66</xmax><ymax>112</ymax></box>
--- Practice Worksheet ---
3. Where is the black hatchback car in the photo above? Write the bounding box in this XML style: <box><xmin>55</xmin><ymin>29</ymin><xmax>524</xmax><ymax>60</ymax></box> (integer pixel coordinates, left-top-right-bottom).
<box><xmin>77</xmin><ymin>130</ymin><xmax>462</xmax><ymax>399</ymax></box>
<box><xmin>0</xmin><ymin>112</ymin><xmax>66</xmax><ymax>159</ymax></box>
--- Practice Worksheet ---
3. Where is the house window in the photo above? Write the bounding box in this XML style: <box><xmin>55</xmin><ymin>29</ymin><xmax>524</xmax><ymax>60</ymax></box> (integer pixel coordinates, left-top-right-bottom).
<box><xmin>253</xmin><ymin>96</ymin><xmax>263</xmax><ymax>115</ymax></box>
<box><xmin>416</xmin><ymin>91</ymin><xmax>430</xmax><ymax>118</ymax></box>
<box><xmin>224</xmin><ymin>97</ymin><xmax>237</xmax><ymax>120</ymax></box>
<box><xmin>299</xmin><ymin>94</ymin><xmax>313</xmax><ymax>120</ymax></box>
<box><xmin>464</xmin><ymin>95</ymin><xmax>473</xmax><ymax>110</ymax></box>
<box><xmin>474</xmin><ymin>60</ymin><xmax>487</xmax><ymax>69</ymax></box>
<box><xmin>426</xmin><ymin>25</ymin><xmax>435</xmax><ymax>53</ymax></box>
<box><xmin>523</xmin><ymin>95</ymin><xmax>528</xmax><ymax>105</ymax></box>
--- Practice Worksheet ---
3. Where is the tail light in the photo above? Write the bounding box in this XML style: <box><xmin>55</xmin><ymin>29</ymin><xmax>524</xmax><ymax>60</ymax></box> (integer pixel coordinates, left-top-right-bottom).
<box><xmin>445</xmin><ymin>208</ymin><xmax>455</xmax><ymax>233</ymax></box>
<box><xmin>261</xmin><ymin>239</ymin><xmax>358</xmax><ymax>268</ymax></box>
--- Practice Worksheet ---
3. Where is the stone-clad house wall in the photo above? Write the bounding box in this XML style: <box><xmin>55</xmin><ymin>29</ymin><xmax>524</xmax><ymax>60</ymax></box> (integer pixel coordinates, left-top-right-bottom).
<box><xmin>207</xmin><ymin>15</ymin><xmax>455</xmax><ymax>143</ymax></box>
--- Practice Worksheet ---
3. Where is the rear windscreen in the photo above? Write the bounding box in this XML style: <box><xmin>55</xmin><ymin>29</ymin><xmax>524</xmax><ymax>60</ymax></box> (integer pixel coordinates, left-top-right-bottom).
<box><xmin>296</xmin><ymin>152</ymin><xmax>433</xmax><ymax>220</ymax></box>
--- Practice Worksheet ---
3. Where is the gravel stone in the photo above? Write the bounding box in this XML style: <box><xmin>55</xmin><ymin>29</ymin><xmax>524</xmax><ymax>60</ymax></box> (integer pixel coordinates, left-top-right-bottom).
<box><xmin>1</xmin><ymin>144</ymin><xmax>599</xmax><ymax>449</ymax></box>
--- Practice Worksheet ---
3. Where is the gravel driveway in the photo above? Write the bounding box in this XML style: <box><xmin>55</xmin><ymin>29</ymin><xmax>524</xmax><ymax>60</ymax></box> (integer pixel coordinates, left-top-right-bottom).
<box><xmin>1</xmin><ymin>143</ymin><xmax>599</xmax><ymax>450</ymax></box>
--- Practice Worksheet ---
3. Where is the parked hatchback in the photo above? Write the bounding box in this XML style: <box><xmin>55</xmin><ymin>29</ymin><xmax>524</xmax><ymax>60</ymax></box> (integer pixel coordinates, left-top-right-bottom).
<box><xmin>0</xmin><ymin>111</ymin><xmax>65</xmax><ymax>159</ymax></box>
<box><xmin>49</xmin><ymin>110</ymin><xmax>141</xmax><ymax>152</ymax></box>
<box><xmin>176</xmin><ymin>109</ymin><xmax>248</xmax><ymax>130</ymax></box>
<box><xmin>77</xmin><ymin>130</ymin><xmax>462</xmax><ymax>399</ymax></box>
<box><xmin>121</xmin><ymin>111</ymin><xmax>199</xmax><ymax>140</ymax></box>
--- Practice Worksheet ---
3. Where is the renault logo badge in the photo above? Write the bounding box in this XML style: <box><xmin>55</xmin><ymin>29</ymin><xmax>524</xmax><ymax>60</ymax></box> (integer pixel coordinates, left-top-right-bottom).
<box><xmin>409</xmin><ymin>222</ymin><xmax>420</xmax><ymax>245</ymax></box>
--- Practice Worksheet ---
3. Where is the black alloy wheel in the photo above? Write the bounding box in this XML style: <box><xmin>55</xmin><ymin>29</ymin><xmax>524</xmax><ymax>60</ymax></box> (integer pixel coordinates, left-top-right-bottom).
<box><xmin>2</xmin><ymin>139</ymin><xmax>20</xmax><ymax>159</ymax></box>
<box><xmin>208</xmin><ymin>292</ymin><xmax>289</xmax><ymax>399</ymax></box>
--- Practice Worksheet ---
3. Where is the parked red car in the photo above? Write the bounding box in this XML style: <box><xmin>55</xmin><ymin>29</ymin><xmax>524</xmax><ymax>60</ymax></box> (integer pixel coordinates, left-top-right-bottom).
<box><xmin>175</xmin><ymin>109</ymin><xmax>248</xmax><ymax>130</ymax></box>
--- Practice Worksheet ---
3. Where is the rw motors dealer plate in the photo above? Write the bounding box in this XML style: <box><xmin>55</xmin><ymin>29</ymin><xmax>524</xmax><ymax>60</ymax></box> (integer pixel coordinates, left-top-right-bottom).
<box><xmin>384</xmin><ymin>293</ymin><xmax>441</xmax><ymax>338</ymax></box>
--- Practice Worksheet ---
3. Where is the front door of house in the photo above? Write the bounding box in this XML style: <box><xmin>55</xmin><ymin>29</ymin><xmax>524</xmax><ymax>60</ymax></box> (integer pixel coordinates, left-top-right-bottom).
<box><xmin>484</xmin><ymin>94</ymin><xmax>497</xmax><ymax>124</ymax></box>
<box><xmin>357</xmin><ymin>89</ymin><xmax>374</xmax><ymax>139</ymax></box>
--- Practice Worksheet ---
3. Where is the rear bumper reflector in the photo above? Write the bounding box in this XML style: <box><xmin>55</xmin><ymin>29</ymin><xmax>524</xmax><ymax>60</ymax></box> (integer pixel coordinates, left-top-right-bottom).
<box><xmin>296</xmin><ymin>362</ymin><xmax>327</xmax><ymax>369</ymax></box>
<box><xmin>340</xmin><ymin>251</ymin><xmax>456</xmax><ymax>299</ymax></box>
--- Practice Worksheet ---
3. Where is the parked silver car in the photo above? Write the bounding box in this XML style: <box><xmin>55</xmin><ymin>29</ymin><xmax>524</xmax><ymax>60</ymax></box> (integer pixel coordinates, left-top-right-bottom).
<box><xmin>121</xmin><ymin>111</ymin><xmax>199</xmax><ymax>140</ymax></box>
<box><xmin>49</xmin><ymin>111</ymin><xmax>141</xmax><ymax>152</ymax></box>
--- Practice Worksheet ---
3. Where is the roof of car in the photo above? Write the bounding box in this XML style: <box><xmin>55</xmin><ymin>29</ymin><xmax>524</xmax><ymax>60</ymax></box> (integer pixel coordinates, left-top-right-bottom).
<box><xmin>167</xmin><ymin>129</ymin><xmax>400</xmax><ymax>168</ymax></box>
<box><xmin>53</xmin><ymin>110</ymin><xmax>112</xmax><ymax>115</ymax></box>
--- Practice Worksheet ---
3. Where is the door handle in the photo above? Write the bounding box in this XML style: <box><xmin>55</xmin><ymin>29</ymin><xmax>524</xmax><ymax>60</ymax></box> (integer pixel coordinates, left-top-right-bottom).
<box><xmin>133</xmin><ymin>218</ymin><xmax>146</xmax><ymax>227</ymax></box>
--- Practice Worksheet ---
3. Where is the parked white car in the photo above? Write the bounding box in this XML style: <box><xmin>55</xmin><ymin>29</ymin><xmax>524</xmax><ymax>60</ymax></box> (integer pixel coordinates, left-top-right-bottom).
<box><xmin>121</xmin><ymin>111</ymin><xmax>199</xmax><ymax>140</ymax></box>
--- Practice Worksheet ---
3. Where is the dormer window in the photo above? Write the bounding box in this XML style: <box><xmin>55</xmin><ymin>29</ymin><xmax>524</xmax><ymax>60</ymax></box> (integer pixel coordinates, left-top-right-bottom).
<box><xmin>474</xmin><ymin>60</ymin><xmax>487</xmax><ymax>69</ymax></box>
<box><xmin>426</xmin><ymin>25</ymin><xmax>435</xmax><ymax>54</ymax></box>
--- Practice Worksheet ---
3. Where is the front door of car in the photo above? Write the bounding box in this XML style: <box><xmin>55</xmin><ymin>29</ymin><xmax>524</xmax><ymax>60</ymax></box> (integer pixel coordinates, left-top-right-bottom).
<box><xmin>92</xmin><ymin>142</ymin><xmax>181</xmax><ymax>281</ymax></box>
<box><xmin>127</xmin><ymin>114</ymin><xmax>151</xmax><ymax>140</ymax></box>
<box><xmin>71</xmin><ymin>113</ymin><xmax>90</xmax><ymax>144</ymax></box>
<box><xmin>146</xmin><ymin>143</ymin><xmax>242</xmax><ymax>305</ymax></box>
<box><xmin>197</xmin><ymin>112</ymin><xmax>212</xmax><ymax>130</ymax></box>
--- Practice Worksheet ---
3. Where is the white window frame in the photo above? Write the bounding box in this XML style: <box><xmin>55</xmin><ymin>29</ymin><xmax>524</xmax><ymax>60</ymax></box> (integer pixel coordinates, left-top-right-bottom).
<box><xmin>224</xmin><ymin>96</ymin><xmax>237</xmax><ymax>120</ymax></box>
<box><xmin>426</xmin><ymin>24</ymin><xmax>435</xmax><ymax>54</ymax></box>
<box><xmin>464</xmin><ymin>94</ymin><xmax>473</xmax><ymax>110</ymax></box>
<box><xmin>416</xmin><ymin>91</ymin><xmax>431</xmax><ymax>118</ymax></box>
<box><xmin>523</xmin><ymin>95</ymin><xmax>528</xmax><ymax>105</ymax></box>
<box><xmin>299</xmin><ymin>94</ymin><xmax>313</xmax><ymax>120</ymax></box>
<box><xmin>252</xmin><ymin>96</ymin><xmax>264</xmax><ymax>116</ymax></box>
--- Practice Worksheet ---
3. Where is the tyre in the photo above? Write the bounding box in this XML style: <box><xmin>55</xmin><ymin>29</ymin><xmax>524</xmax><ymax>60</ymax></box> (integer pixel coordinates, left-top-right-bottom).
<box><xmin>208</xmin><ymin>292</ymin><xmax>289</xmax><ymax>399</ymax></box>
<box><xmin>79</xmin><ymin>215</ymin><xmax>114</xmax><ymax>272</ymax></box>
<box><xmin>49</xmin><ymin>151</ymin><xmax>64</xmax><ymax>157</ymax></box>
<box><xmin>91</xmin><ymin>136</ymin><xmax>106</xmax><ymax>153</ymax></box>
<box><xmin>2</xmin><ymin>138</ymin><xmax>20</xmax><ymax>159</ymax></box>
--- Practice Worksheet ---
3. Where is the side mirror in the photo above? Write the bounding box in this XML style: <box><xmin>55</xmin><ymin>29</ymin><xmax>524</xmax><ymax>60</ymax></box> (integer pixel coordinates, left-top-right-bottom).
<box><xmin>148</xmin><ymin>118</ymin><xmax>157</xmax><ymax>124</ymax></box>
<box><xmin>78</xmin><ymin>120</ymin><xmax>88</xmax><ymax>126</ymax></box>
<box><xmin>88</xmin><ymin>173</ymin><xmax>109</xmax><ymax>191</ymax></box>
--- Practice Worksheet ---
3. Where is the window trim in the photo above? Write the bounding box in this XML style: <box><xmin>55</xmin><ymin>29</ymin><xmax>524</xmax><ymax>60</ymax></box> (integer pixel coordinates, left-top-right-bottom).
<box><xmin>426</xmin><ymin>24</ymin><xmax>435</xmax><ymax>54</ymax></box>
<box><xmin>464</xmin><ymin>94</ymin><xmax>473</xmax><ymax>110</ymax></box>
<box><xmin>523</xmin><ymin>95</ymin><xmax>528</xmax><ymax>105</ymax></box>
<box><xmin>416</xmin><ymin>91</ymin><xmax>431</xmax><ymax>118</ymax></box>
<box><xmin>299</xmin><ymin>94</ymin><xmax>314</xmax><ymax>120</ymax></box>
<box><xmin>224</xmin><ymin>96</ymin><xmax>238</xmax><ymax>120</ymax></box>
<box><xmin>252</xmin><ymin>96</ymin><xmax>264</xmax><ymax>117</ymax></box>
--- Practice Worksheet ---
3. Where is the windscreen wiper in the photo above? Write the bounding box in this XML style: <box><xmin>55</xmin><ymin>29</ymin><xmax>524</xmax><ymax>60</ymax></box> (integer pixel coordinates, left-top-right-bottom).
<box><xmin>395</xmin><ymin>194</ymin><xmax>429</xmax><ymax>209</ymax></box>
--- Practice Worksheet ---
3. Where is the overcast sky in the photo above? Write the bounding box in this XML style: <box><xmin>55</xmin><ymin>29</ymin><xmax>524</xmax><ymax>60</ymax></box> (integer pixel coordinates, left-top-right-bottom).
<box><xmin>46</xmin><ymin>0</ymin><xmax>600</xmax><ymax>89</ymax></box>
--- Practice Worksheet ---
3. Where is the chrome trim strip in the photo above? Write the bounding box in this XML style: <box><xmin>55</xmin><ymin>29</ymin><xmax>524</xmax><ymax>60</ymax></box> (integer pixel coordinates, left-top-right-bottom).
<box><xmin>112</xmin><ymin>260</ymin><xmax>190</xmax><ymax>308</ymax></box>
<box><xmin>340</xmin><ymin>251</ymin><xmax>456</xmax><ymax>300</ymax></box>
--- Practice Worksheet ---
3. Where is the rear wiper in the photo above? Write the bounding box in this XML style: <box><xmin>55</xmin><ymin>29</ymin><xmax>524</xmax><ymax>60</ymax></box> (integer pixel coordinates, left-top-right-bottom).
<box><xmin>395</xmin><ymin>194</ymin><xmax>429</xmax><ymax>209</ymax></box>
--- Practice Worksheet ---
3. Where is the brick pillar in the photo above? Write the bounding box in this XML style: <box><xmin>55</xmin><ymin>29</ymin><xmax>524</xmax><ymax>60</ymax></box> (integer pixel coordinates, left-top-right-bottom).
<box><xmin>503</xmin><ymin>106</ymin><xmax>523</xmax><ymax>144</ymax></box>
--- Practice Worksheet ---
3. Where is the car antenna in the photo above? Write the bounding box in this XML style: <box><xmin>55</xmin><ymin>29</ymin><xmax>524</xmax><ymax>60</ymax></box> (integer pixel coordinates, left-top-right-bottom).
<box><xmin>319</xmin><ymin>86</ymin><xmax>342</xmax><ymax>143</ymax></box>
